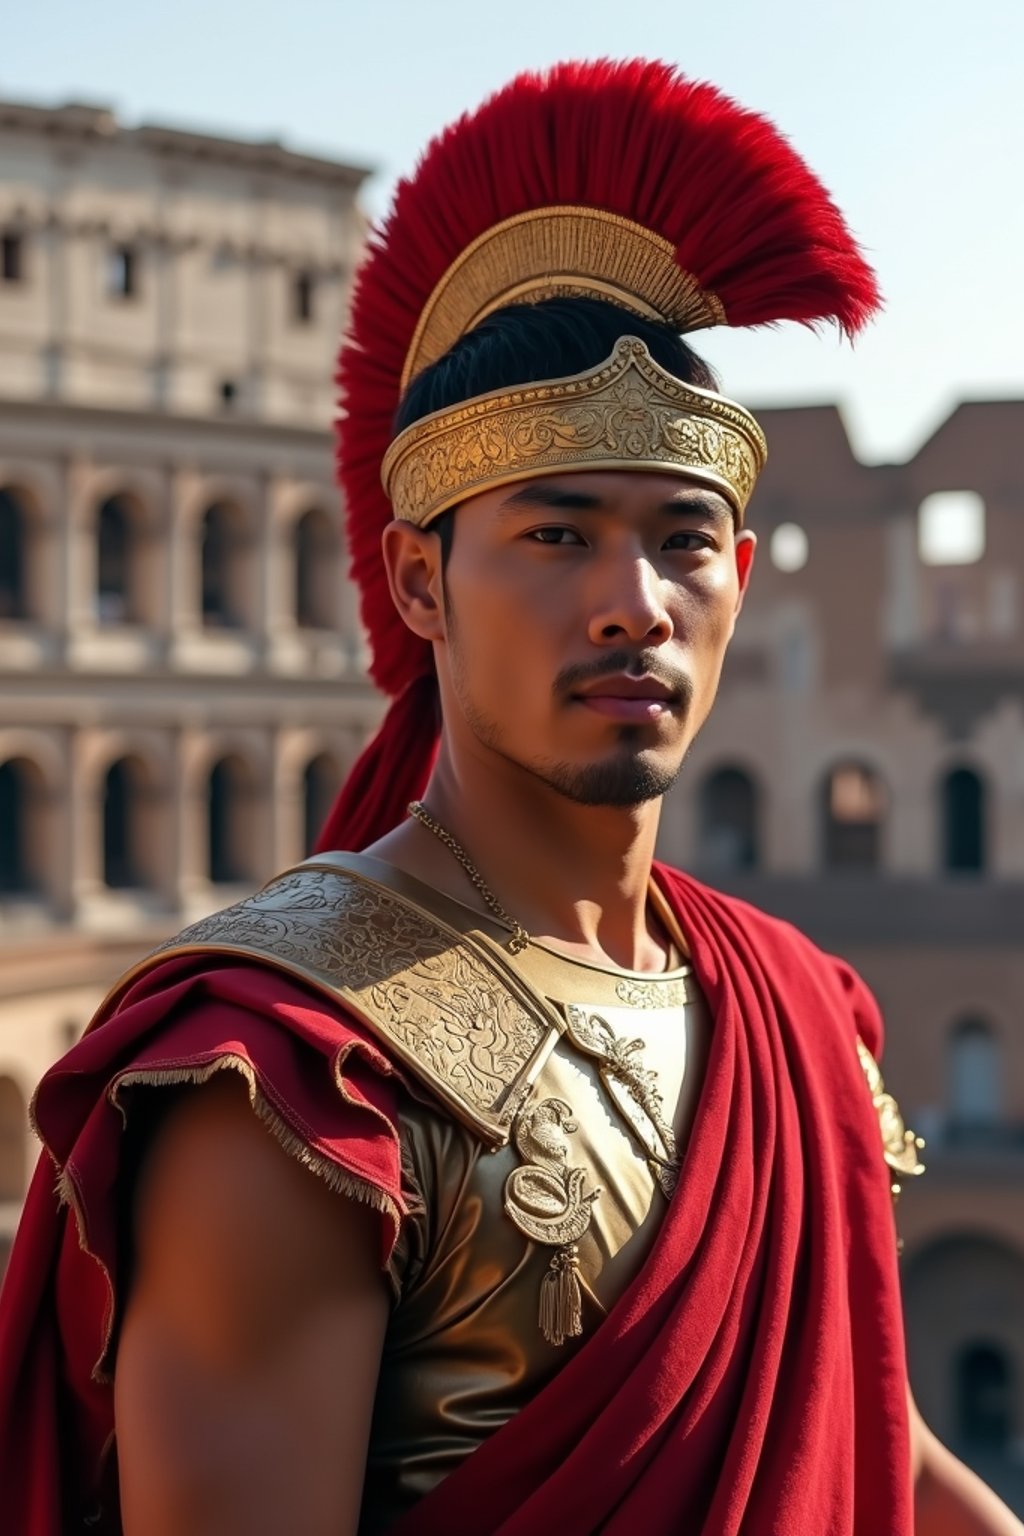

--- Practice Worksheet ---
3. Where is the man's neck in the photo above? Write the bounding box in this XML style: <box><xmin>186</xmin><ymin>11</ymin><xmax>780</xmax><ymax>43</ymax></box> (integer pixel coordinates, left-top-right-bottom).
<box><xmin>368</xmin><ymin>741</ymin><xmax>669</xmax><ymax>974</ymax></box>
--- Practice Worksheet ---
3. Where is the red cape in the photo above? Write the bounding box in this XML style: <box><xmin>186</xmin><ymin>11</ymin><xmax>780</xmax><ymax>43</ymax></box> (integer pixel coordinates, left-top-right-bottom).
<box><xmin>0</xmin><ymin>867</ymin><xmax>911</xmax><ymax>1533</ymax></box>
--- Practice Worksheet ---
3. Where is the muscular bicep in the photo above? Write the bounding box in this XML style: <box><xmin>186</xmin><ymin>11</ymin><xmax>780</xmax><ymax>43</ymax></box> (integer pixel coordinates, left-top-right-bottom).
<box><xmin>115</xmin><ymin>1071</ymin><xmax>389</xmax><ymax>1536</ymax></box>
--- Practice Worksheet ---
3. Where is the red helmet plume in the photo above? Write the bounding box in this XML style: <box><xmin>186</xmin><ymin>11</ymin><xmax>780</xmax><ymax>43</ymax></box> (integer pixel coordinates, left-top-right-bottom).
<box><xmin>336</xmin><ymin>57</ymin><xmax>880</xmax><ymax>702</ymax></box>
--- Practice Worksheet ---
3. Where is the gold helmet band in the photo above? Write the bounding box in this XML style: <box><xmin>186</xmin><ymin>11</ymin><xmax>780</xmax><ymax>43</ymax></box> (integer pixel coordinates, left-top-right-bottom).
<box><xmin>382</xmin><ymin>335</ymin><xmax>767</xmax><ymax>528</ymax></box>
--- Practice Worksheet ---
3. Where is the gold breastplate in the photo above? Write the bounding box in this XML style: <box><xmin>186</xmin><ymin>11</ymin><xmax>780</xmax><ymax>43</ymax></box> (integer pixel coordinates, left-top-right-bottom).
<box><xmin>351</xmin><ymin>865</ymin><xmax>709</xmax><ymax>1533</ymax></box>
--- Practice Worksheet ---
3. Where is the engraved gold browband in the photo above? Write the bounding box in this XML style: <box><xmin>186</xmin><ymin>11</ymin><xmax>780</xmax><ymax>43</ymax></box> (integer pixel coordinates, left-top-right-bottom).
<box><xmin>382</xmin><ymin>336</ymin><xmax>768</xmax><ymax>528</ymax></box>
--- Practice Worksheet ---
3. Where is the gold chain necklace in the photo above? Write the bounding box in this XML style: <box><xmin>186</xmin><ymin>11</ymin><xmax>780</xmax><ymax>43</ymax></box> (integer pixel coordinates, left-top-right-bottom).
<box><xmin>407</xmin><ymin>800</ymin><xmax>531</xmax><ymax>953</ymax></box>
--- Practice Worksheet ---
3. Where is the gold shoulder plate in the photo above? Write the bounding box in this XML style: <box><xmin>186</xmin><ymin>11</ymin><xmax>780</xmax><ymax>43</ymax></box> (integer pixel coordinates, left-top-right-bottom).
<box><xmin>856</xmin><ymin>1037</ymin><xmax>926</xmax><ymax>1197</ymax></box>
<box><xmin>122</xmin><ymin>856</ymin><xmax>562</xmax><ymax>1147</ymax></box>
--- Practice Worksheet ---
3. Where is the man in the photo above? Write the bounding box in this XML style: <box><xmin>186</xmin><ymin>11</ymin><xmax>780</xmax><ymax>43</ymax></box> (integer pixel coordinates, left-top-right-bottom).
<box><xmin>0</xmin><ymin>59</ymin><xmax>1019</xmax><ymax>1535</ymax></box>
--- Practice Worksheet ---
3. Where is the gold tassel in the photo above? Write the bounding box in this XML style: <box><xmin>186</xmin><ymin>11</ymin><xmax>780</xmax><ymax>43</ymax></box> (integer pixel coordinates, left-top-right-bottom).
<box><xmin>539</xmin><ymin>1244</ymin><xmax>583</xmax><ymax>1346</ymax></box>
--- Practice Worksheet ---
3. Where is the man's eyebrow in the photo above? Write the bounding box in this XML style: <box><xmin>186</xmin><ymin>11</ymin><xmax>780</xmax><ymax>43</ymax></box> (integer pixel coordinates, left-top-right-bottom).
<box><xmin>498</xmin><ymin>482</ymin><xmax>604</xmax><ymax>514</ymax></box>
<box><xmin>497</xmin><ymin>480</ymin><xmax>733</xmax><ymax>522</ymax></box>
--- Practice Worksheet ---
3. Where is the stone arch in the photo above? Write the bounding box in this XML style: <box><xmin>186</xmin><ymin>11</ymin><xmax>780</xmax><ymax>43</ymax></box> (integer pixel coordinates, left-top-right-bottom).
<box><xmin>207</xmin><ymin>753</ymin><xmax>260</xmax><ymax>884</ymax></box>
<box><xmin>903</xmin><ymin>1233</ymin><xmax>1024</xmax><ymax>1452</ymax></box>
<box><xmin>294</xmin><ymin>507</ymin><xmax>340</xmax><ymax>630</ymax></box>
<box><xmin>102</xmin><ymin>754</ymin><xmax>162</xmax><ymax>889</ymax></box>
<box><xmin>0</xmin><ymin>1074</ymin><xmax>27</xmax><ymax>1200</ymax></box>
<box><xmin>940</xmin><ymin>764</ymin><xmax>986</xmax><ymax>874</ymax></box>
<box><xmin>697</xmin><ymin>763</ymin><xmax>760</xmax><ymax>872</ymax></box>
<box><xmin>0</xmin><ymin>755</ymin><xmax>49</xmax><ymax>894</ymax></box>
<box><xmin>302</xmin><ymin>751</ymin><xmax>341</xmax><ymax>855</ymax></box>
<box><xmin>820</xmin><ymin>760</ymin><xmax>887</xmax><ymax>871</ymax></box>
<box><xmin>200</xmin><ymin>499</ymin><xmax>255</xmax><ymax>629</ymax></box>
<box><xmin>0</xmin><ymin>485</ymin><xmax>30</xmax><ymax>621</ymax></box>
<box><xmin>95</xmin><ymin>490</ymin><xmax>150</xmax><ymax>625</ymax></box>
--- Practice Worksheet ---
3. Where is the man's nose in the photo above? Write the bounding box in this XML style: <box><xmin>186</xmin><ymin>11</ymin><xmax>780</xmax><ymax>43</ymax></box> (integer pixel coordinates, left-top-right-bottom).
<box><xmin>586</xmin><ymin>556</ymin><xmax>673</xmax><ymax>646</ymax></box>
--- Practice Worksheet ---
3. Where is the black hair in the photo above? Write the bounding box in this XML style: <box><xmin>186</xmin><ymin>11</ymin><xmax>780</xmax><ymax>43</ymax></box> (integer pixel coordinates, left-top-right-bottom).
<box><xmin>395</xmin><ymin>295</ymin><xmax>718</xmax><ymax>566</ymax></box>
<box><xmin>395</xmin><ymin>295</ymin><xmax>716</xmax><ymax>434</ymax></box>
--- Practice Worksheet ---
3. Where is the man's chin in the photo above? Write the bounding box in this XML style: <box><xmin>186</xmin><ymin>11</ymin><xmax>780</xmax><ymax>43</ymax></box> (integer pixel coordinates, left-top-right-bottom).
<box><xmin>535</xmin><ymin>750</ymin><xmax>684</xmax><ymax>809</ymax></box>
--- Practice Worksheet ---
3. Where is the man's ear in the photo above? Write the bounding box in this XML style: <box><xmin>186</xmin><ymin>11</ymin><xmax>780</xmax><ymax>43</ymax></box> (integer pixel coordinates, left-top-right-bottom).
<box><xmin>380</xmin><ymin>520</ymin><xmax>446</xmax><ymax>642</ymax></box>
<box><xmin>734</xmin><ymin>529</ymin><xmax>757</xmax><ymax>614</ymax></box>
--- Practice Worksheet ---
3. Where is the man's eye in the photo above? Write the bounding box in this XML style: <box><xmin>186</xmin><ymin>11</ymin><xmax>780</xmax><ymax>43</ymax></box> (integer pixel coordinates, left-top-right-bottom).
<box><xmin>527</xmin><ymin>526</ymin><xmax>585</xmax><ymax>546</ymax></box>
<box><xmin>664</xmin><ymin>532</ymin><xmax>712</xmax><ymax>552</ymax></box>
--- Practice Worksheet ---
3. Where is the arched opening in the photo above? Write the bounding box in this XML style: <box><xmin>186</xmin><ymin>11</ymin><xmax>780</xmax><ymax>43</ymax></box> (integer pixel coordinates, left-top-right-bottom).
<box><xmin>96</xmin><ymin>494</ymin><xmax>138</xmax><ymax>624</ymax></box>
<box><xmin>0</xmin><ymin>487</ymin><xmax>28</xmax><ymax>620</ymax></box>
<box><xmin>208</xmin><ymin>755</ymin><xmax>258</xmax><ymax>884</ymax></box>
<box><xmin>957</xmin><ymin>1343</ymin><xmax>1014</xmax><ymax>1450</ymax></box>
<box><xmin>947</xmin><ymin>1018</ymin><xmax>1001</xmax><ymax>1136</ymax></box>
<box><xmin>942</xmin><ymin>766</ymin><xmax>985</xmax><ymax>874</ymax></box>
<box><xmin>0</xmin><ymin>1076</ymin><xmax>26</xmax><ymax>1200</ymax></box>
<box><xmin>821</xmin><ymin>762</ymin><xmax>886</xmax><ymax>871</ymax></box>
<box><xmin>303</xmin><ymin>753</ymin><xmax>339</xmax><ymax>855</ymax></box>
<box><xmin>201</xmin><ymin>501</ymin><xmax>251</xmax><ymax>629</ymax></box>
<box><xmin>0</xmin><ymin>756</ymin><xmax>46</xmax><ymax>894</ymax></box>
<box><xmin>294</xmin><ymin>508</ymin><xmax>339</xmax><ymax>630</ymax></box>
<box><xmin>903</xmin><ymin>1235</ymin><xmax>1024</xmax><ymax>1462</ymax></box>
<box><xmin>698</xmin><ymin>766</ymin><xmax>759</xmax><ymax>871</ymax></box>
<box><xmin>103</xmin><ymin>756</ymin><xmax>156</xmax><ymax>889</ymax></box>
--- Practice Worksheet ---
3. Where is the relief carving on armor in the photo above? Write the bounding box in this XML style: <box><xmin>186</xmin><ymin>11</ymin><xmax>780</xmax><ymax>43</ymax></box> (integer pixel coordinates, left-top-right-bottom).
<box><xmin>503</xmin><ymin>1097</ymin><xmax>601</xmax><ymax>1346</ymax></box>
<box><xmin>565</xmin><ymin>1004</ymin><xmax>680</xmax><ymax>1199</ymax></box>
<box><xmin>148</xmin><ymin>867</ymin><xmax>548</xmax><ymax>1125</ymax></box>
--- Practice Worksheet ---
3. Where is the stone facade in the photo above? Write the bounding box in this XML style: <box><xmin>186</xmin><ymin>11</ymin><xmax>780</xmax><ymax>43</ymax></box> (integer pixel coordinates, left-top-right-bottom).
<box><xmin>0</xmin><ymin>98</ymin><xmax>382</xmax><ymax>1262</ymax></box>
<box><xmin>1</xmin><ymin>96</ymin><xmax>1021</xmax><ymax>1504</ymax></box>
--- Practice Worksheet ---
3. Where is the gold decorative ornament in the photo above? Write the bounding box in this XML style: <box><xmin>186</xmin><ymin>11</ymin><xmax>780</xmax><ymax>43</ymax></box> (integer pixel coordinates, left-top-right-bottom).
<box><xmin>503</xmin><ymin>1096</ymin><xmax>602</xmax><ymax>1346</ymax></box>
<box><xmin>856</xmin><ymin>1037</ymin><xmax>926</xmax><ymax>1198</ymax></box>
<box><xmin>383</xmin><ymin>336</ymin><xmax>767</xmax><ymax>530</ymax></box>
<box><xmin>564</xmin><ymin>1004</ymin><xmax>680</xmax><ymax>1200</ymax></box>
<box><xmin>401</xmin><ymin>206</ymin><xmax>726</xmax><ymax>389</ymax></box>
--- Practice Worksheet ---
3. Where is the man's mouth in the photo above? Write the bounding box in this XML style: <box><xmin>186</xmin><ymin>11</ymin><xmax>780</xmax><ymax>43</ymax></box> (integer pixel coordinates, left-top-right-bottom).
<box><xmin>571</xmin><ymin>674</ymin><xmax>680</xmax><ymax>724</ymax></box>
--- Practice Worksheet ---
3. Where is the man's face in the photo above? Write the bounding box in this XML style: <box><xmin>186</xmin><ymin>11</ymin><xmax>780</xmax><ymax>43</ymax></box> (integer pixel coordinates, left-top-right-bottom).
<box><xmin>398</xmin><ymin>471</ymin><xmax>755</xmax><ymax>809</ymax></box>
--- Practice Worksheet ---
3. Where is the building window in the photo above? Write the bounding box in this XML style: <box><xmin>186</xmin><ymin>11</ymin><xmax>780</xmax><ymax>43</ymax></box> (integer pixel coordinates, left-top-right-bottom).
<box><xmin>292</xmin><ymin>270</ymin><xmax>315</xmax><ymax>324</ymax></box>
<box><xmin>303</xmin><ymin>754</ymin><xmax>339</xmax><ymax>855</ymax></box>
<box><xmin>96</xmin><ymin>496</ymin><xmax>135</xmax><ymax>624</ymax></box>
<box><xmin>201</xmin><ymin>502</ymin><xmax>249</xmax><ymax>628</ymax></box>
<box><xmin>918</xmin><ymin>491</ymin><xmax>985</xmax><ymax>566</ymax></box>
<box><xmin>0</xmin><ymin>487</ymin><xmax>27</xmax><ymax>620</ymax></box>
<box><xmin>0</xmin><ymin>758</ymin><xmax>42</xmax><ymax>897</ymax></box>
<box><xmin>699</xmin><ymin>766</ymin><xmax>759</xmax><ymax>871</ymax></box>
<box><xmin>957</xmin><ymin>1343</ymin><xmax>1014</xmax><ymax>1450</ymax></box>
<box><xmin>0</xmin><ymin>1076</ymin><xmax>26</xmax><ymax>1201</ymax></box>
<box><xmin>948</xmin><ymin>1018</ymin><xmax>1001</xmax><ymax>1134</ymax></box>
<box><xmin>208</xmin><ymin>755</ymin><xmax>256</xmax><ymax>884</ymax></box>
<box><xmin>822</xmin><ymin>763</ymin><xmax>886</xmax><ymax>870</ymax></box>
<box><xmin>103</xmin><ymin>757</ymin><xmax>150</xmax><ymax>889</ymax></box>
<box><xmin>107</xmin><ymin>244</ymin><xmax>138</xmax><ymax>300</ymax></box>
<box><xmin>941</xmin><ymin>766</ymin><xmax>985</xmax><ymax>873</ymax></box>
<box><xmin>295</xmin><ymin>508</ymin><xmax>338</xmax><ymax>629</ymax></box>
<box><xmin>1</xmin><ymin>233</ymin><xmax>24</xmax><ymax>284</ymax></box>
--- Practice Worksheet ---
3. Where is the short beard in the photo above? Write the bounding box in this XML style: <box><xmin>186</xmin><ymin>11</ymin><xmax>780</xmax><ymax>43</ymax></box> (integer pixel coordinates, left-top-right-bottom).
<box><xmin>531</xmin><ymin>738</ymin><xmax>685</xmax><ymax>806</ymax></box>
<box><xmin>461</xmin><ymin>696</ymin><xmax>687</xmax><ymax>809</ymax></box>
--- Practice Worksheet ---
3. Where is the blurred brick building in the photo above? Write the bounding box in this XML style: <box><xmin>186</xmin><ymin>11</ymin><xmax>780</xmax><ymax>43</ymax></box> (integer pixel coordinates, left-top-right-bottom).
<box><xmin>1</xmin><ymin>97</ymin><xmax>1021</xmax><ymax>1507</ymax></box>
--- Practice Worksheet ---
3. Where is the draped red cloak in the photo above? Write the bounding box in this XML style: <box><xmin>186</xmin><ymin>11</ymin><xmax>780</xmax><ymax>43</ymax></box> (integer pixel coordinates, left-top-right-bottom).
<box><xmin>0</xmin><ymin>865</ymin><xmax>912</xmax><ymax>1534</ymax></box>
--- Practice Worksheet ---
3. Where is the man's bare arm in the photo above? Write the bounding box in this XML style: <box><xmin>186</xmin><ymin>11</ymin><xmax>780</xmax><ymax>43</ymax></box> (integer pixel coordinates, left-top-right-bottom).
<box><xmin>115</xmin><ymin>1071</ymin><xmax>390</xmax><ymax>1536</ymax></box>
<box><xmin>911</xmin><ymin>1387</ymin><xmax>1023</xmax><ymax>1535</ymax></box>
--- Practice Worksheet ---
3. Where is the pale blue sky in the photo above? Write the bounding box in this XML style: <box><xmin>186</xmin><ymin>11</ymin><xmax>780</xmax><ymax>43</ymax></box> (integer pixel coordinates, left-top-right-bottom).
<box><xmin>6</xmin><ymin>0</ymin><xmax>1023</xmax><ymax>461</ymax></box>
